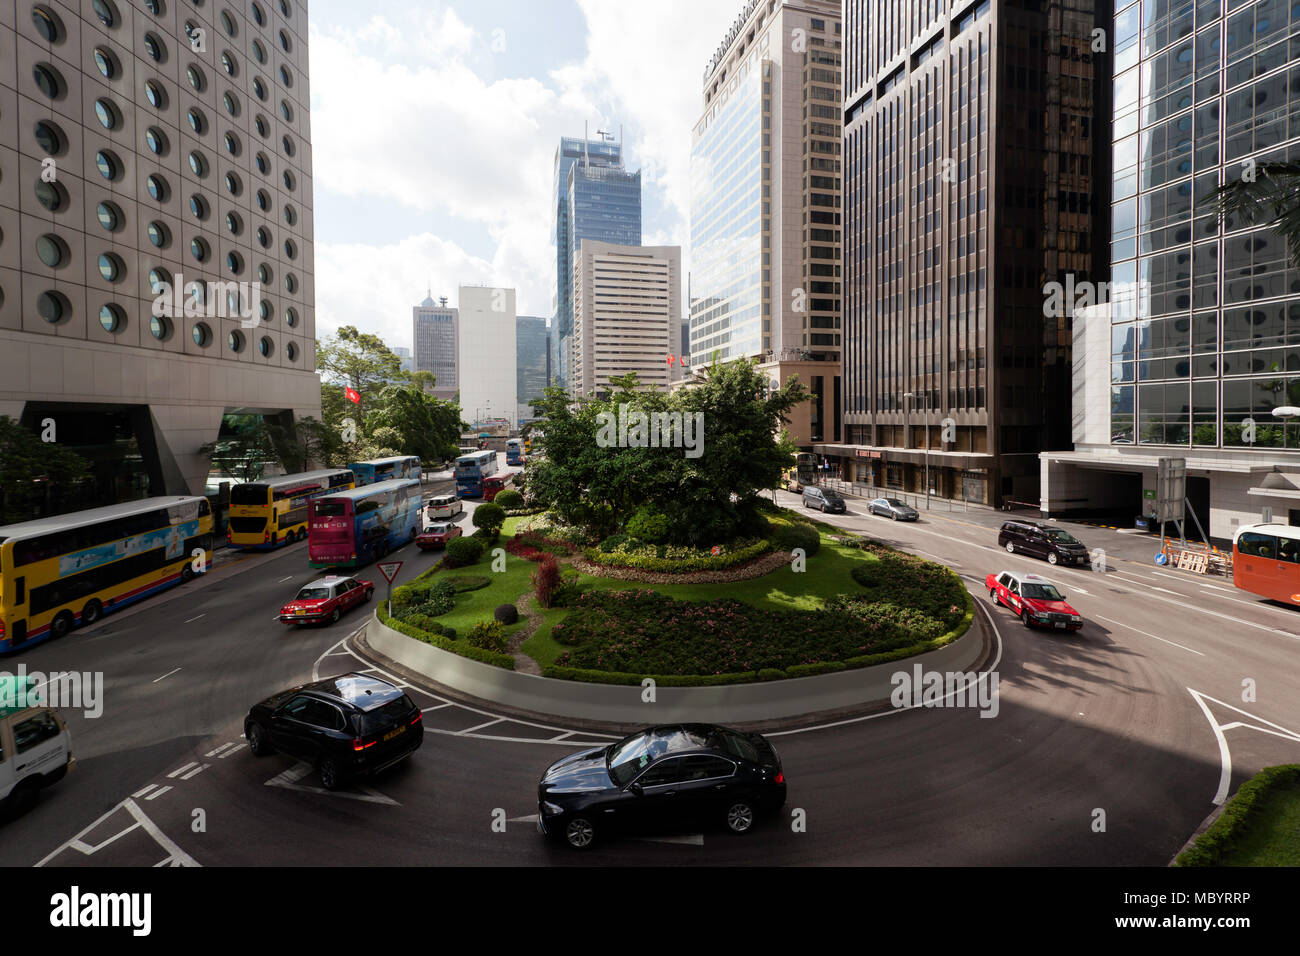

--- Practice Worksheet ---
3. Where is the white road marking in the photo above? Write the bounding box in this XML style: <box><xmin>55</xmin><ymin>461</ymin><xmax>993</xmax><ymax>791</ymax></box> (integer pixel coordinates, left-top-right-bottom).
<box><xmin>153</xmin><ymin>667</ymin><xmax>181</xmax><ymax>683</ymax></box>
<box><xmin>183</xmin><ymin>614</ymin><xmax>205</xmax><ymax>623</ymax></box>
<box><xmin>1154</xmin><ymin>570</ymin><xmax>1232</xmax><ymax>592</ymax></box>
<box><xmin>1187</xmin><ymin>690</ymin><xmax>1300</xmax><ymax>805</ymax></box>
<box><xmin>631</xmin><ymin>833</ymin><xmax>705</xmax><ymax>846</ymax></box>
<box><xmin>206</xmin><ymin>742</ymin><xmax>237</xmax><ymax>758</ymax></box>
<box><xmin>145</xmin><ymin>786</ymin><xmax>172</xmax><ymax>800</ymax></box>
<box><xmin>132</xmin><ymin>784</ymin><xmax>157</xmax><ymax>798</ymax></box>
<box><xmin>167</xmin><ymin>762</ymin><xmax>198</xmax><ymax>778</ymax></box>
<box><xmin>459</xmin><ymin>718</ymin><xmax>505</xmax><ymax>734</ymax></box>
<box><xmin>265</xmin><ymin>761</ymin><xmax>400</xmax><ymax>805</ymax></box>
<box><xmin>1096</xmin><ymin>616</ymin><xmax>1204</xmax><ymax>656</ymax></box>
<box><xmin>421</xmin><ymin>703</ymin><xmax>452</xmax><ymax>712</ymax></box>
<box><xmin>180</xmin><ymin>763</ymin><xmax>209</xmax><ymax>780</ymax></box>
<box><xmin>36</xmin><ymin>798</ymin><xmax>200</xmax><ymax>867</ymax></box>
<box><xmin>508</xmin><ymin>814</ymin><xmax>540</xmax><ymax>824</ymax></box>
<box><xmin>218</xmin><ymin>742</ymin><xmax>247</xmax><ymax>758</ymax></box>
<box><xmin>278</xmin><ymin>575</ymin><xmax>294</xmax><ymax>582</ymax></box>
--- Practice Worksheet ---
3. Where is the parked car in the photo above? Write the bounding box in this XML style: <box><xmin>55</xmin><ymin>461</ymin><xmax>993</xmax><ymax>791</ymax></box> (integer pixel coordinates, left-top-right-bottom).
<box><xmin>416</xmin><ymin>522</ymin><xmax>463</xmax><ymax>550</ymax></box>
<box><xmin>998</xmin><ymin>520</ymin><xmax>1090</xmax><ymax>566</ymax></box>
<box><xmin>985</xmin><ymin>570</ymin><xmax>1084</xmax><ymax>631</ymax></box>
<box><xmin>425</xmin><ymin>494</ymin><xmax>463</xmax><ymax>521</ymax></box>
<box><xmin>802</xmin><ymin>486</ymin><xmax>846</xmax><ymax>514</ymax></box>
<box><xmin>245</xmin><ymin>673</ymin><xmax>423</xmax><ymax>790</ymax></box>
<box><xmin>538</xmin><ymin>723</ymin><xmax>787</xmax><ymax>850</ymax></box>
<box><xmin>868</xmin><ymin>497</ymin><xmax>919</xmax><ymax>521</ymax></box>
<box><xmin>278</xmin><ymin>575</ymin><xmax>374</xmax><ymax>626</ymax></box>
<box><xmin>0</xmin><ymin>676</ymin><xmax>74</xmax><ymax>817</ymax></box>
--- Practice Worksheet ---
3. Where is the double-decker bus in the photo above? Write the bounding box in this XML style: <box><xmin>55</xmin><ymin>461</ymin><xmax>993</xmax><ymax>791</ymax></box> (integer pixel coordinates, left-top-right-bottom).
<box><xmin>506</xmin><ymin>439</ymin><xmax>524</xmax><ymax>466</ymax></box>
<box><xmin>1233</xmin><ymin>523</ymin><xmax>1300</xmax><ymax>606</ymax></box>
<box><xmin>454</xmin><ymin>450</ymin><xmax>499</xmax><ymax>498</ymax></box>
<box><xmin>308</xmin><ymin>479</ymin><xmax>422</xmax><ymax>569</ymax></box>
<box><xmin>227</xmin><ymin>469</ymin><xmax>354</xmax><ymax>549</ymax></box>
<box><xmin>347</xmin><ymin>456</ymin><xmax>422</xmax><ymax>487</ymax></box>
<box><xmin>0</xmin><ymin>497</ymin><xmax>213</xmax><ymax>652</ymax></box>
<box><xmin>795</xmin><ymin>453</ymin><xmax>818</xmax><ymax>486</ymax></box>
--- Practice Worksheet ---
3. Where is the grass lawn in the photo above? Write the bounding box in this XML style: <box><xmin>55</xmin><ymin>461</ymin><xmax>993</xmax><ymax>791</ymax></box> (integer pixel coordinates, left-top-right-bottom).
<box><xmin>430</xmin><ymin>558</ymin><xmax>535</xmax><ymax>638</ymax></box>
<box><xmin>1214</xmin><ymin>783</ymin><xmax>1300</xmax><ymax>865</ymax></box>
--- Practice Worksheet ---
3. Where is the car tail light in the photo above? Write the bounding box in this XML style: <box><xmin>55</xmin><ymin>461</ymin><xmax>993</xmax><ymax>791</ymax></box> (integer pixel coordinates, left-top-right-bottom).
<box><xmin>263</xmin><ymin>530</ymin><xmax>270</xmax><ymax>542</ymax></box>
<box><xmin>774</xmin><ymin>772</ymin><xmax>784</xmax><ymax>784</ymax></box>
<box><xmin>352</xmin><ymin>738</ymin><xmax>376</xmax><ymax>752</ymax></box>
<box><xmin>410</xmin><ymin>712</ymin><xmax>423</xmax><ymax>725</ymax></box>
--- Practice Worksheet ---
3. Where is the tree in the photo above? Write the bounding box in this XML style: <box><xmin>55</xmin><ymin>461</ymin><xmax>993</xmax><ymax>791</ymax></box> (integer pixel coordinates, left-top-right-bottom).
<box><xmin>0</xmin><ymin>416</ymin><xmax>94</xmax><ymax>522</ymax></box>
<box><xmin>1215</xmin><ymin>161</ymin><xmax>1300</xmax><ymax>268</ymax></box>
<box><xmin>368</xmin><ymin>382</ymin><xmax>464</xmax><ymax>464</ymax></box>
<box><xmin>316</xmin><ymin>325</ymin><xmax>407</xmax><ymax>418</ymax></box>
<box><xmin>472</xmin><ymin>502</ymin><xmax>506</xmax><ymax>538</ymax></box>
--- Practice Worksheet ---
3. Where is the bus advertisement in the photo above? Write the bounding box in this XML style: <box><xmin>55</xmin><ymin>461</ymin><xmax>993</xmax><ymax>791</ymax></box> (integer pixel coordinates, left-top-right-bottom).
<box><xmin>308</xmin><ymin>479</ymin><xmax>422</xmax><ymax>569</ymax></box>
<box><xmin>1233</xmin><ymin>523</ymin><xmax>1300</xmax><ymax>606</ymax></box>
<box><xmin>454</xmin><ymin>450</ymin><xmax>499</xmax><ymax>498</ymax></box>
<box><xmin>0</xmin><ymin>497</ymin><xmax>213</xmax><ymax>652</ymax></box>
<box><xmin>227</xmin><ymin>469</ymin><xmax>355</xmax><ymax>549</ymax></box>
<box><xmin>347</xmin><ymin>456</ymin><xmax>422</xmax><ymax>487</ymax></box>
<box><xmin>506</xmin><ymin>439</ymin><xmax>524</xmax><ymax>466</ymax></box>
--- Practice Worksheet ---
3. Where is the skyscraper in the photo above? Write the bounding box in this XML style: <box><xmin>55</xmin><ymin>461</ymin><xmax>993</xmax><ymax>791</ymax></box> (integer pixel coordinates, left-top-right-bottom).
<box><xmin>458</xmin><ymin>286</ymin><xmax>517</xmax><ymax>429</ymax></box>
<box><xmin>551</xmin><ymin>133</ymin><xmax>641</xmax><ymax>390</ymax></box>
<box><xmin>1</xmin><ymin>0</ymin><xmax>320</xmax><ymax>506</ymax></box>
<box><xmin>413</xmin><ymin>294</ymin><xmax>457</xmax><ymax>401</ymax></box>
<box><xmin>1042</xmin><ymin>0</ymin><xmax>1300</xmax><ymax>538</ymax></box>
<box><xmin>516</xmin><ymin>315</ymin><xmax>549</xmax><ymax>423</ymax></box>
<box><xmin>689</xmin><ymin>0</ymin><xmax>842</xmax><ymax>447</ymax></box>
<box><xmin>833</xmin><ymin>0</ymin><xmax>1109</xmax><ymax>507</ymax></box>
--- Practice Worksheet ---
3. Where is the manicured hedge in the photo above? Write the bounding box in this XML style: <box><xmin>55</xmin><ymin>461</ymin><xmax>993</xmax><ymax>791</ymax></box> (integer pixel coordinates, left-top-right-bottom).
<box><xmin>445</xmin><ymin>536</ymin><xmax>485</xmax><ymax>567</ymax></box>
<box><xmin>768</xmin><ymin>520</ymin><xmax>821</xmax><ymax>556</ymax></box>
<box><xmin>1176</xmin><ymin>765</ymin><xmax>1300</xmax><ymax>867</ymax></box>
<box><xmin>378</xmin><ymin>606</ymin><xmax>515</xmax><ymax>669</ymax></box>
<box><xmin>581</xmin><ymin>538</ymin><xmax>772</xmax><ymax>573</ymax></box>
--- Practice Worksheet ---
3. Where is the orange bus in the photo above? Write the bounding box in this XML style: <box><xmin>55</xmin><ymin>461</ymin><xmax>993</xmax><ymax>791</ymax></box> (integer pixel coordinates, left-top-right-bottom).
<box><xmin>1233</xmin><ymin>523</ymin><xmax>1300</xmax><ymax>606</ymax></box>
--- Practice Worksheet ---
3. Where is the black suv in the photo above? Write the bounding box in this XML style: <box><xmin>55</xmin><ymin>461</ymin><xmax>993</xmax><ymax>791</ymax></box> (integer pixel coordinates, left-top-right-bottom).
<box><xmin>245</xmin><ymin>673</ymin><xmax>423</xmax><ymax>790</ymax></box>
<box><xmin>998</xmin><ymin>520</ymin><xmax>1090</xmax><ymax>567</ymax></box>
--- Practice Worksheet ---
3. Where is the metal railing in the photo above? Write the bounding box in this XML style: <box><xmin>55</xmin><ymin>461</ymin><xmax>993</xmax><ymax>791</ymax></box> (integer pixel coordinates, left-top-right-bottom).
<box><xmin>807</xmin><ymin>476</ymin><xmax>981</xmax><ymax>513</ymax></box>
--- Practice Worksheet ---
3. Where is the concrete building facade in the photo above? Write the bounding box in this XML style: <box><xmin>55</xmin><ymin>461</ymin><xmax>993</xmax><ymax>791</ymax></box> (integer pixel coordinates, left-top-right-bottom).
<box><xmin>457</xmin><ymin>285</ymin><xmax>516</xmax><ymax>429</ymax></box>
<box><xmin>1</xmin><ymin>0</ymin><xmax>320</xmax><ymax>503</ymax></box>
<box><xmin>413</xmin><ymin>293</ymin><xmax>457</xmax><ymax>400</ymax></box>
<box><xmin>572</xmin><ymin>241</ymin><xmax>680</xmax><ymax>398</ymax></box>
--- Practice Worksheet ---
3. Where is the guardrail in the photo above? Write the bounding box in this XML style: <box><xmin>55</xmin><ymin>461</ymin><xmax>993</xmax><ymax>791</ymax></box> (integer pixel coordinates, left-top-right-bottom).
<box><xmin>808</xmin><ymin>478</ymin><xmax>977</xmax><ymax>514</ymax></box>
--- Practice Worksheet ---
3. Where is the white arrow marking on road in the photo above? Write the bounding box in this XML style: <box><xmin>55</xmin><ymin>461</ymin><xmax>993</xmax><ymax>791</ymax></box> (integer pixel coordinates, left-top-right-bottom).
<box><xmin>1188</xmin><ymin>689</ymin><xmax>1300</xmax><ymax>805</ymax></box>
<box><xmin>508</xmin><ymin>814</ymin><xmax>540</xmax><ymax>824</ymax></box>
<box><xmin>265</xmin><ymin>761</ymin><xmax>400</xmax><ymax>805</ymax></box>
<box><xmin>631</xmin><ymin>833</ymin><xmax>705</xmax><ymax>846</ymax></box>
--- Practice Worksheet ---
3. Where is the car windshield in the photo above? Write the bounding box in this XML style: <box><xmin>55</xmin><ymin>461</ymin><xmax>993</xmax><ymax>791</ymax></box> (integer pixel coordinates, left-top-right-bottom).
<box><xmin>296</xmin><ymin>587</ymin><xmax>330</xmax><ymax>600</ymax></box>
<box><xmin>886</xmin><ymin>499</ymin><xmax>905</xmax><ymax>507</ymax></box>
<box><xmin>1022</xmin><ymin>583</ymin><xmax>1064</xmax><ymax>601</ymax></box>
<box><xmin>823</xmin><ymin>491</ymin><xmax>842</xmax><ymax>501</ymax></box>
<box><xmin>1043</xmin><ymin>529</ymin><xmax>1079</xmax><ymax>544</ymax></box>
<box><xmin>608</xmin><ymin>727</ymin><xmax>686</xmax><ymax>786</ymax></box>
<box><xmin>427</xmin><ymin>524</ymin><xmax>449</xmax><ymax>533</ymax></box>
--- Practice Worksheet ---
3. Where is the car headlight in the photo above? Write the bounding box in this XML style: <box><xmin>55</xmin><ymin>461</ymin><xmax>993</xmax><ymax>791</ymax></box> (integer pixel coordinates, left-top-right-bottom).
<box><xmin>1034</xmin><ymin>611</ymin><xmax>1050</xmax><ymax>619</ymax></box>
<box><xmin>1071</xmin><ymin>615</ymin><xmax>1082</xmax><ymax>622</ymax></box>
<box><xmin>541</xmin><ymin>801</ymin><xmax>565</xmax><ymax>816</ymax></box>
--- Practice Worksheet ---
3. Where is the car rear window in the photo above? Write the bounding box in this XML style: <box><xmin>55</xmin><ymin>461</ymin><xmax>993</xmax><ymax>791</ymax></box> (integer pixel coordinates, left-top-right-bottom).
<box><xmin>355</xmin><ymin>694</ymin><xmax>417</xmax><ymax>735</ymax></box>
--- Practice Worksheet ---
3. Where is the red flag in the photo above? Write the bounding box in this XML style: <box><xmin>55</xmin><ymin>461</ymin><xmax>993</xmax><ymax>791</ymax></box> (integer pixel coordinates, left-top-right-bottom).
<box><xmin>345</xmin><ymin>387</ymin><xmax>361</xmax><ymax>404</ymax></box>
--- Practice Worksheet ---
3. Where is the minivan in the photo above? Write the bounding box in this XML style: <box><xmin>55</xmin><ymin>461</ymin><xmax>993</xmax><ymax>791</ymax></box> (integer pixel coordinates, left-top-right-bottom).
<box><xmin>998</xmin><ymin>520</ymin><xmax>1090</xmax><ymax>566</ymax></box>
<box><xmin>425</xmin><ymin>494</ymin><xmax>463</xmax><ymax>520</ymax></box>
<box><xmin>802</xmin><ymin>486</ymin><xmax>846</xmax><ymax>514</ymax></box>
<box><xmin>1</xmin><ymin>677</ymin><xmax>74</xmax><ymax>817</ymax></box>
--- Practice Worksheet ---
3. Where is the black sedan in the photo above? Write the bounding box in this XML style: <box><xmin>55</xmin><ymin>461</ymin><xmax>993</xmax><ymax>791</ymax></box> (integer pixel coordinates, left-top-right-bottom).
<box><xmin>537</xmin><ymin>723</ymin><xmax>786</xmax><ymax>849</ymax></box>
<box><xmin>245</xmin><ymin>673</ymin><xmax>423</xmax><ymax>790</ymax></box>
<box><xmin>868</xmin><ymin>497</ymin><xmax>919</xmax><ymax>521</ymax></box>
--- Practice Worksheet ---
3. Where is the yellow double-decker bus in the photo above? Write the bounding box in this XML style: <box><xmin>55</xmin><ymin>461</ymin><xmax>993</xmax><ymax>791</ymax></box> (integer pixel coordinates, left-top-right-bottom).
<box><xmin>0</xmin><ymin>497</ymin><xmax>213</xmax><ymax>652</ymax></box>
<box><xmin>227</xmin><ymin>469</ymin><xmax>355</xmax><ymax>549</ymax></box>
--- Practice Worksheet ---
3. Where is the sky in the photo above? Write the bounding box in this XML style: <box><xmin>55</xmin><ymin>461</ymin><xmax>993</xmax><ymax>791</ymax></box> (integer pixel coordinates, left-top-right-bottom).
<box><xmin>307</xmin><ymin>0</ymin><xmax>742</xmax><ymax>351</ymax></box>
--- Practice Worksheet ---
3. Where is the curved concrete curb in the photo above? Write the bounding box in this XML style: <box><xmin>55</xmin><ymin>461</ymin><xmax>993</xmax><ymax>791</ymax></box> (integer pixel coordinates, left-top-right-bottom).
<box><xmin>364</xmin><ymin>611</ymin><xmax>989</xmax><ymax>724</ymax></box>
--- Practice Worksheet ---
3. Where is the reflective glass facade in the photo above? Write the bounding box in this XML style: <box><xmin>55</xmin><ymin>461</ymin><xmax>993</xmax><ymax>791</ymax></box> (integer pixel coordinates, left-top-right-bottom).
<box><xmin>516</xmin><ymin>315</ymin><xmax>549</xmax><ymax>422</ymax></box>
<box><xmin>1109</xmin><ymin>0</ymin><xmax>1300</xmax><ymax>451</ymax></box>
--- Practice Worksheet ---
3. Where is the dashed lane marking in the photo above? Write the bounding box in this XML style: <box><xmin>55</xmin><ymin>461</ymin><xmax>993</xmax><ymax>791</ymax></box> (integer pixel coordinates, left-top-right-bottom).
<box><xmin>206</xmin><ymin>742</ymin><xmax>237</xmax><ymax>758</ymax></box>
<box><xmin>167</xmin><ymin>762</ymin><xmax>198</xmax><ymax>778</ymax></box>
<box><xmin>180</xmin><ymin>763</ymin><xmax>209</xmax><ymax>780</ymax></box>
<box><xmin>153</xmin><ymin>667</ymin><xmax>182</xmax><ymax>683</ymax></box>
<box><xmin>144</xmin><ymin>786</ymin><xmax>172</xmax><ymax>801</ymax></box>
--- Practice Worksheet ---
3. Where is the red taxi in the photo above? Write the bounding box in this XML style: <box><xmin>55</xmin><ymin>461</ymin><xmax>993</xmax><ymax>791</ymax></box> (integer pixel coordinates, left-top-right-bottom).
<box><xmin>985</xmin><ymin>571</ymin><xmax>1084</xmax><ymax>631</ymax></box>
<box><xmin>279</xmin><ymin>575</ymin><xmax>374</xmax><ymax>626</ymax></box>
<box><xmin>416</xmin><ymin>522</ymin><xmax>463</xmax><ymax>550</ymax></box>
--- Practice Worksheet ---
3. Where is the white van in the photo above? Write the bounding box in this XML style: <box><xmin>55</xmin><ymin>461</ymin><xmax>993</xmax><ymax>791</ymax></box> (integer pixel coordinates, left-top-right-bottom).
<box><xmin>426</xmin><ymin>494</ymin><xmax>464</xmax><ymax>521</ymax></box>
<box><xmin>1</xmin><ymin>677</ymin><xmax>74</xmax><ymax>816</ymax></box>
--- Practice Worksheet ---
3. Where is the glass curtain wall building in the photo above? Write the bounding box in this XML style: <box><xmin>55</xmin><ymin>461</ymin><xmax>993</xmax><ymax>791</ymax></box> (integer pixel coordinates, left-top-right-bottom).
<box><xmin>516</xmin><ymin>315</ymin><xmax>549</xmax><ymax>423</ymax></box>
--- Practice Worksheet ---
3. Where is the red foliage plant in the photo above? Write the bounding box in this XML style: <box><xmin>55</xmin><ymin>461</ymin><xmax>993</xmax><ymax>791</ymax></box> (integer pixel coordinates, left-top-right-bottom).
<box><xmin>533</xmin><ymin>554</ymin><xmax>562</xmax><ymax>609</ymax></box>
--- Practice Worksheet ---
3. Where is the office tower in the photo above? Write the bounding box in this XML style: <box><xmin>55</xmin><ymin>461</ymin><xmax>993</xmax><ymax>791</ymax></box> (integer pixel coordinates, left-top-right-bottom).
<box><xmin>413</xmin><ymin>293</ymin><xmax>458</xmax><ymax>400</ymax></box>
<box><xmin>689</xmin><ymin>0</ymin><xmax>842</xmax><ymax>447</ymax></box>
<box><xmin>457</xmin><ymin>285</ymin><xmax>517</xmax><ymax>429</ymax></box>
<box><xmin>1042</xmin><ymin>0</ymin><xmax>1300</xmax><ymax>538</ymax></box>
<box><xmin>551</xmin><ymin>132</ymin><xmax>641</xmax><ymax>391</ymax></box>
<box><xmin>835</xmin><ymin>0</ymin><xmax>1109</xmax><ymax>507</ymax></box>
<box><xmin>0</xmin><ymin>0</ymin><xmax>320</xmax><ymax>505</ymax></box>
<box><xmin>516</xmin><ymin>314</ymin><xmax>548</xmax><ymax>423</ymax></box>
<box><xmin>392</xmin><ymin>346</ymin><xmax>413</xmax><ymax>374</ymax></box>
<box><xmin>572</xmin><ymin>241</ymin><xmax>681</xmax><ymax>398</ymax></box>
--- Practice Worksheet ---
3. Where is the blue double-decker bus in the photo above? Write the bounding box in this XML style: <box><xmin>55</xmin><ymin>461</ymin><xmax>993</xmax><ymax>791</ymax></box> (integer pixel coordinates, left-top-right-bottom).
<box><xmin>347</xmin><ymin>455</ymin><xmax>421</xmax><ymax>487</ymax></box>
<box><xmin>307</xmin><ymin>479</ymin><xmax>422</xmax><ymax>569</ymax></box>
<box><xmin>454</xmin><ymin>450</ymin><xmax>499</xmax><ymax>498</ymax></box>
<box><xmin>506</xmin><ymin>438</ymin><xmax>524</xmax><ymax>466</ymax></box>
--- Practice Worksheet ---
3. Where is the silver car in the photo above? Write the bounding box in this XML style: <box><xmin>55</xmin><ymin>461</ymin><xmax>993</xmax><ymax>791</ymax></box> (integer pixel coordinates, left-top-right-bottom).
<box><xmin>868</xmin><ymin>497</ymin><xmax>918</xmax><ymax>521</ymax></box>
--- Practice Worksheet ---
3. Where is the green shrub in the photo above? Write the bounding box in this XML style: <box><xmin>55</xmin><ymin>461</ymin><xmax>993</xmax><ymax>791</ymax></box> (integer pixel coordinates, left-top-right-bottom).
<box><xmin>466</xmin><ymin>619</ymin><xmax>508</xmax><ymax>652</ymax></box>
<box><xmin>625</xmin><ymin>507</ymin><xmax>671</xmax><ymax>544</ymax></box>
<box><xmin>756</xmin><ymin>668</ymin><xmax>787</xmax><ymax>681</ymax></box>
<box><xmin>770</xmin><ymin>520</ymin><xmax>821</xmax><ymax>556</ymax></box>
<box><xmin>494</xmin><ymin>489</ymin><xmax>524</xmax><ymax>510</ymax></box>
<box><xmin>1176</xmin><ymin>765</ymin><xmax>1300</xmax><ymax>866</ymax></box>
<box><xmin>581</xmin><ymin>539</ymin><xmax>772</xmax><ymax>573</ymax></box>
<box><xmin>441</xmin><ymin>625</ymin><xmax>457</xmax><ymax>639</ymax></box>
<box><xmin>445</xmin><ymin>536</ymin><xmax>485</xmax><ymax>568</ymax></box>
<box><xmin>494</xmin><ymin>603</ymin><xmax>519</xmax><ymax>625</ymax></box>
<box><xmin>473</xmin><ymin>502</ymin><xmax>506</xmax><ymax>536</ymax></box>
<box><xmin>379</xmin><ymin>608</ymin><xmax>512</xmax><ymax>669</ymax></box>
<box><xmin>415</xmin><ymin>579</ymin><xmax>457</xmax><ymax>616</ymax></box>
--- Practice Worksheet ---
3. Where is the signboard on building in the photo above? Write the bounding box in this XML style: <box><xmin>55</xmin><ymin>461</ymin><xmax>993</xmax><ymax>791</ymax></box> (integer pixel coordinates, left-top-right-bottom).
<box><xmin>1156</xmin><ymin>458</ymin><xmax>1186</xmax><ymax>525</ymax></box>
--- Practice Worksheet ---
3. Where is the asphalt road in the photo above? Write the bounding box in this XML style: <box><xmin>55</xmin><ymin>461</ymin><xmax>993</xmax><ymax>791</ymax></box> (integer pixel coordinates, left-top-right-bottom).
<box><xmin>5</xmin><ymin>482</ymin><xmax>1299</xmax><ymax>866</ymax></box>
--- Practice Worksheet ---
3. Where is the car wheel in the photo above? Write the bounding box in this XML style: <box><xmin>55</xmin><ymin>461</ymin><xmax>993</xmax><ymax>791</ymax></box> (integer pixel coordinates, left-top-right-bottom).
<box><xmin>1047</xmin><ymin>551</ymin><xmax>1058</xmax><ymax>565</ymax></box>
<box><xmin>1005</xmin><ymin>541</ymin><xmax>1015</xmax><ymax>554</ymax></box>
<box><xmin>181</xmin><ymin>563</ymin><xmax>196</xmax><ymax>583</ymax></box>
<box><xmin>564</xmin><ymin>816</ymin><xmax>596</xmax><ymax>850</ymax></box>
<box><xmin>49</xmin><ymin>611</ymin><xmax>74</xmax><ymax>641</ymax></box>
<box><xmin>1021</xmin><ymin>609</ymin><xmax>1033</xmax><ymax>628</ymax></box>
<box><xmin>891</xmin><ymin>512</ymin><xmax>898</xmax><ymax>520</ymax></box>
<box><xmin>989</xmin><ymin>587</ymin><xmax>999</xmax><ymax>606</ymax></box>
<box><xmin>725</xmin><ymin>800</ymin><xmax>756</xmax><ymax>835</ymax></box>
<box><xmin>330</xmin><ymin>608</ymin><xmax>341</xmax><ymax>624</ymax></box>
<box><xmin>81</xmin><ymin>599</ymin><xmax>103</xmax><ymax>626</ymax></box>
<box><xmin>246</xmin><ymin>723</ymin><xmax>272</xmax><ymax>756</ymax></box>
<box><xmin>364</xmin><ymin>588</ymin><xmax>373</xmax><ymax>603</ymax></box>
<box><xmin>318</xmin><ymin>757</ymin><xmax>343</xmax><ymax>791</ymax></box>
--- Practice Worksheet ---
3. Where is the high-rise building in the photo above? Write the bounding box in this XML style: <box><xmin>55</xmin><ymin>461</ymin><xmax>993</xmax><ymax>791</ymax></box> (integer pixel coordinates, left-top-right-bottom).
<box><xmin>0</xmin><ymin>0</ymin><xmax>320</xmax><ymax>507</ymax></box>
<box><xmin>458</xmin><ymin>285</ymin><xmax>517</xmax><ymax>429</ymax></box>
<box><xmin>572</xmin><ymin>241</ymin><xmax>681</xmax><ymax>398</ymax></box>
<box><xmin>689</xmin><ymin>0</ymin><xmax>842</xmax><ymax>447</ymax></box>
<box><xmin>829</xmin><ymin>0</ymin><xmax>1109</xmax><ymax>507</ymax></box>
<box><xmin>413</xmin><ymin>294</ymin><xmax>457</xmax><ymax>401</ymax></box>
<box><xmin>1041</xmin><ymin>0</ymin><xmax>1300</xmax><ymax>539</ymax></box>
<box><xmin>516</xmin><ymin>315</ymin><xmax>548</xmax><ymax>423</ymax></box>
<box><xmin>551</xmin><ymin>133</ymin><xmax>641</xmax><ymax>390</ymax></box>
<box><xmin>392</xmin><ymin>346</ymin><xmax>413</xmax><ymax>374</ymax></box>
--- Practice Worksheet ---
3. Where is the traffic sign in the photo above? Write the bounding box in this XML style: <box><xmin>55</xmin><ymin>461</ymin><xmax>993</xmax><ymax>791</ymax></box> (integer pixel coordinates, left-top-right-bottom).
<box><xmin>377</xmin><ymin>561</ymin><xmax>403</xmax><ymax>584</ymax></box>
